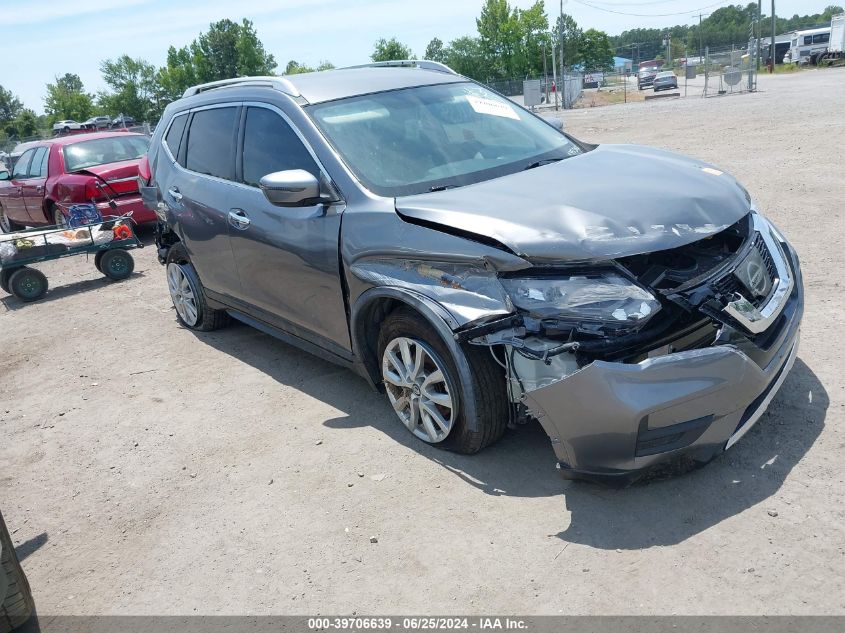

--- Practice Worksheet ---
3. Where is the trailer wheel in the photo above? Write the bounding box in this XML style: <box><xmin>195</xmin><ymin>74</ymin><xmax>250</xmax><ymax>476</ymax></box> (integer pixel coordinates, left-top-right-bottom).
<box><xmin>94</xmin><ymin>251</ymin><xmax>105</xmax><ymax>273</ymax></box>
<box><xmin>9</xmin><ymin>267</ymin><xmax>48</xmax><ymax>302</ymax></box>
<box><xmin>100</xmin><ymin>249</ymin><xmax>134</xmax><ymax>281</ymax></box>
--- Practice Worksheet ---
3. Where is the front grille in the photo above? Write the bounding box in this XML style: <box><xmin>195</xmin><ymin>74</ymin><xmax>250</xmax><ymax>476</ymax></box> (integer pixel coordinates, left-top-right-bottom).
<box><xmin>713</xmin><ymin>233</ymin><xmax>776</xmax><ymax>309</ymax></box>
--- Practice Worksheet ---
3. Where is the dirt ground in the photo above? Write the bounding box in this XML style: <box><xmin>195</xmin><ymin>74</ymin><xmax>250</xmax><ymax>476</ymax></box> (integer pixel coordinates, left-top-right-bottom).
<box><xmin>2</xmin><ymin>69</ymin><xmax>844</xmax><ymax>617</ymax></box>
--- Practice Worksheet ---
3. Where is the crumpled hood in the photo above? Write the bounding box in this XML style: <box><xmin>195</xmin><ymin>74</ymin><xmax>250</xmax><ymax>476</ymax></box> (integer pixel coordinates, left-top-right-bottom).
<box><xmin>395</xmin><ymin>144</ymin><xmax>751</xmax><ymax>262</ymax></box>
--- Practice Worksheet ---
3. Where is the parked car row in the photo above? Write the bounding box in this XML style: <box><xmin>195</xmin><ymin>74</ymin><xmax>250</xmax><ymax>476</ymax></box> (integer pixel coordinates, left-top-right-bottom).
<box><xmin>52</xmin><ymin>114</ymin><xmax>138</xmax><ymax>134</ymax></box>
<box><xmin>638</xmin><ymin>67</ymin><xmax>679</xmax><ymax>92</ymax></box>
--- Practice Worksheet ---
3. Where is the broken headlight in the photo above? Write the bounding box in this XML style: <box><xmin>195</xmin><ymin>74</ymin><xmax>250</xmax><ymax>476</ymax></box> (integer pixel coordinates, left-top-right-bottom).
<box><xmin>500</xmin><ymin>273</ymin><xmax>661</xmax><ymax>331</ymax></box>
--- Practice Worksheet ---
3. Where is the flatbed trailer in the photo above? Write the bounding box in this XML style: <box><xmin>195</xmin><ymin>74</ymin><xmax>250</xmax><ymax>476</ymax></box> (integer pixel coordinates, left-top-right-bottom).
<box><xmin>0</xmin><ymin>216</ymin><xmax>141</xmax><ymax>302</ymax></box>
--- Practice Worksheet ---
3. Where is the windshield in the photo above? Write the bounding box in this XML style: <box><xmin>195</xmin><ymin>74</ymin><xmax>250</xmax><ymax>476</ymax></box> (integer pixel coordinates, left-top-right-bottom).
<box><xmin>62</xmin><ymin>135</ymin><xmax>150</xmax><ymax>172</ymax></box>
<box><xmin>307</xmin><ymin>82</ymin><xmax>582</xmax><ymax>197</ymax></box>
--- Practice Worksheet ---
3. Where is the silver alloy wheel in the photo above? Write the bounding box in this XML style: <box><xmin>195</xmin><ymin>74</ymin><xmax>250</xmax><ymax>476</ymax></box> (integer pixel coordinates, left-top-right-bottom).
<box><xmin>382</xmin><ymin>336</ymin><xmax>455</xmax><ymax>443</ymax></box>
<box><xmin>0</xmin><ymin>204</ymin><xmax>10</xmax><ymax>233</ymax></box>
<box><xmin>166</xmin><ymin>262</ymin><xmax>199</xmax><ymax>326</ymax></box>
<box><xmin>53</xmin><ymin>207</ymin><xmax>67</xmax><ymax>228</ymax></box>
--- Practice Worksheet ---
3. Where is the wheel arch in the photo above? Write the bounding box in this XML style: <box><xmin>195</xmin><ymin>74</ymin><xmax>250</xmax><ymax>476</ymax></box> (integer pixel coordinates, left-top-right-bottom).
<box><xmin>351</xmin><ymin>287</ymin><xmax>467</xmax><ymax>392</ymax></box>
<box><xmin>351</xmin><ymin>286</ymin><xmax>498</xmax><ymax>450</ymax></box>
<box><xmin>43</xmin><ymin>198</ymin><xmax>56</xmax><ymax>224</ymax></box>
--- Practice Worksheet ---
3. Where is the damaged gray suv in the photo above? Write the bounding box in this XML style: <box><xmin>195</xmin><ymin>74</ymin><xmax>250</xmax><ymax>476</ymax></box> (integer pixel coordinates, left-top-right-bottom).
<box><xmin>143</xmin><ymin>60</ymin><xmax>803</xmax><ymax>480</ymax></box>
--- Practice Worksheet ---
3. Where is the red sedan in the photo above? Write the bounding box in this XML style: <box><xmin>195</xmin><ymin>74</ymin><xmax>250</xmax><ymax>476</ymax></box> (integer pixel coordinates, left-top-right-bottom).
<box><xmin>0</xmin><ymin>131</ymin><xmax>154</xmax><ymax>233</ymax></box>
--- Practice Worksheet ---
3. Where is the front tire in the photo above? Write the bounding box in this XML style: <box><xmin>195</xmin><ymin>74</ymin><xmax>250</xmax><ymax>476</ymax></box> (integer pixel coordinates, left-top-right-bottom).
<box><xmin>0</xmin><ymin>511</ymin><xmax>35</xmax><ymax>632</ymax></box>
<box><xmin>165</xmin><ymin>248</ymin><xmax>229</xmax><ymax>331</ymax></box>
<box><xmin>377</xmin><ymin>307</ymin><xmax>508</xmax><ymax>454</ymax></box>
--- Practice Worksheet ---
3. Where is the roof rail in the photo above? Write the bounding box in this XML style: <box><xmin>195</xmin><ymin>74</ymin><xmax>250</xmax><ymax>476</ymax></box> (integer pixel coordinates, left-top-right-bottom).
<box><xmin>342</xmin><ymin>60</ymin><xmax>459</xmax><ymax>75</ymax></box>
<box><xmin>182</xmin><ymin>76</ymin><xmax>301</xmax><ymax>99</ymax></box>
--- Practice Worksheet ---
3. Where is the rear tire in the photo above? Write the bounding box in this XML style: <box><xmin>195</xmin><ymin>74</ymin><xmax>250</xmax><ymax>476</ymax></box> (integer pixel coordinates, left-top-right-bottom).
<box><xmin>377</xmin><ymin>306</ymin><xmax>508</xmax><ymax>454</ymax></box>
<box><xmin>0</xmin><ymin>511</ymin><xmax>35</xmax><ymax>633</ymax></box>
<box><xmin>165</xmin><ymin>246</ymin><xmax>229</xmax><ymax>331</ymax></box>
<box><xmin>0</xmin><ymin>203</ymin><xmax>22</xmax><ymax>234</ymax></box>
<box><xmin>8</xmin><ymin>267</ymin><xmax>47</xmax><ymax>302</ymax></box>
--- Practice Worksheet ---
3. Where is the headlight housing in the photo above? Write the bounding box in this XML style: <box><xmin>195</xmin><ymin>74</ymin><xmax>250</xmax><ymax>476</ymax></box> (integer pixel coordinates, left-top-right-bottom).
<box><xmin>500</xmin><ymin>272</ymin><xmax>661</xmax><ymax>332</ymax></box>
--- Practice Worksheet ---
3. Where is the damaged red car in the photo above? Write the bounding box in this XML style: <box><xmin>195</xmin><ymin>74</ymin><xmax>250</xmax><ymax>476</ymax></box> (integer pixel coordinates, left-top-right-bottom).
<box><xmin>0</xmin><ymin>131</ymin><xmax>153</xmax><ymax>233</ymax></box>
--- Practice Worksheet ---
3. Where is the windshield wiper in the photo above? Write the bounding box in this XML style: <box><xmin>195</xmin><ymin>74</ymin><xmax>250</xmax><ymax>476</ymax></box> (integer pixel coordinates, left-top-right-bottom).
<box><xmin>523</xmin><ymin>157</ymin><xmax>566</xmax><ymax>171</ymax></box>
<box><xmin>428</xmin><ymin>184</ymin><xmax>458</xmax><ymax>192</ymax></box>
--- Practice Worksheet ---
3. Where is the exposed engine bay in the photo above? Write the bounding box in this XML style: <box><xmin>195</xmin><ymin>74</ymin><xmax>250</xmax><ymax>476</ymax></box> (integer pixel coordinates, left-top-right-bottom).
<box><xmin>453</xmin><ymin>211</ymin><xmax>794</xmax><ymax>417</ymax></box>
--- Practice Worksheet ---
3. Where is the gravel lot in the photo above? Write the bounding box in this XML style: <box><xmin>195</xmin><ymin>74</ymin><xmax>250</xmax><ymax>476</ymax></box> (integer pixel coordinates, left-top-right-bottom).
<box><xmin>2</xmin><ymin>69</ymin><xmax>844</xmax><ymax>617</ymax></box>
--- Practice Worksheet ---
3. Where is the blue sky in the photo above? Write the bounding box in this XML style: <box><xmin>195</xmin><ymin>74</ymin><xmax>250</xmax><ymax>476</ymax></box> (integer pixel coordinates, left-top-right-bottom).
<box><xmin>3</xmin><ymin>0</ymin><xmax>832</xmax><ymax>113</ymax></box>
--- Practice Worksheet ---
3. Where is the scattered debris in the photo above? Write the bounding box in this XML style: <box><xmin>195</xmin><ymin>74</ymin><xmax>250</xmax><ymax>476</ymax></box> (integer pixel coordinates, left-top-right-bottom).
<box><xmin>370</xmin><ymin>536</ymin><xmax>378</xmax><ymax>543</ymax></box>
<box><xmin>268</xmin><ymin>478</ymin><xmax>274</xmax><ymax>485</ymax></box>
<box><xmin>315</xmin><ymin>440</ymin><xmax>323</xmax><ymax>446</ymax></box>
<box><xmin>370</xmin><ymin>473</ymin><xmax>387</xmax><ymax>482</ymax></box>
<box><xmin>768</xmin><ymin>510</ymin><xmax>779</xmax><ymax>517</ymax></box>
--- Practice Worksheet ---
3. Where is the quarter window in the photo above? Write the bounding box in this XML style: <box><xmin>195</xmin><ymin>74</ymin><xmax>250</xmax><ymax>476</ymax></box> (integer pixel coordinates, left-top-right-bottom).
<box><xmin>804</xmin><ymin>35</ymin><xmax>813</xmax><ymax>45</ymax></box>
<box><xmin>813</xmin><ymin>33</ymin><xmax>829</xmax><ymax>44</ymax></box>
<box><xmin>242</xmin><ymin>107</ymin><xmax>318</xmax><ymax>187</ymax></box>
<box><xmin>185</xmin><ymin>107</ymin><xmax>237</xmax><ymax>180</ymax></box>
<box><xmin>165</xmin><ymin>113</ymin><xmax>188</xmax><ymax>159</ymax></box>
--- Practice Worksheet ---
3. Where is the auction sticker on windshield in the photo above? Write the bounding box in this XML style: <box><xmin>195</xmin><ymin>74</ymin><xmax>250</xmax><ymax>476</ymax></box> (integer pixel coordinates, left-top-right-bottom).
<box><xmin>465</xmin><ymin>95</ymin><xmax>520</xmax><ymax>120</ymax></box>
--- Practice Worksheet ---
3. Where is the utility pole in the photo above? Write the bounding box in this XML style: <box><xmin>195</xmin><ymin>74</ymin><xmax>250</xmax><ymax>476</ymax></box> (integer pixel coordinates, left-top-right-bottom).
<box><xmin>552</xmin><ymin>42</ymin><xmax>559</xmax><ymax>110</ymax></box>
<box><xmin>542</xmin><ymin>40</ymin><xmax>549</xmax><ymax>103</ymax></box>
<box><xmin>559</xmin><ymin>0</ymin><xmax>565</xmax><ymax>108</ymax></box>
<box><xmin>666</xmin><ymin>33</ymin><xmax>672</xmax><ymax>66</ymax></box>
<box><xmin>757</xmin><ymin>0</ymin><xmax>762</xmax><ymax>70</ymax></box>
<box><xmin>699</xmin><ymin>14</ymin><xmax>703</xmax><ymax>60</ymax></box>
<box><xmin>771</xmin><ymin>0</ymin><xmax>776</xmax><ymax>67</ymax></box>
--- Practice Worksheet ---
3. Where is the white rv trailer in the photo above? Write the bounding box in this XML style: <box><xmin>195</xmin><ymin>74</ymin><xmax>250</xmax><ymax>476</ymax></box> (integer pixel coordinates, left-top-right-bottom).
<box><xmin>784</xmin><ymin>26</ymin><xmax>831</xmax><ymax>64</ymax></box>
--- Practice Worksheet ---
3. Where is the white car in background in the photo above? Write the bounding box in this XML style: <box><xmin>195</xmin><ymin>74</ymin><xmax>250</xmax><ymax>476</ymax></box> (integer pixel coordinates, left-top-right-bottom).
<box><xmin>52</xmin><ymin>119</ymin><xmax>84</xmax><ymax>132</ymax></box>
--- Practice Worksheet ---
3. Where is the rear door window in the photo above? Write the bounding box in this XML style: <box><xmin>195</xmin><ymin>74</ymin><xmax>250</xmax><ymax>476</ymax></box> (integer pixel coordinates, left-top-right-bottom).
<box><xmin>185</xmin><ymin>106</ymin><xmax>237</xmax><ymax>180</ymax></box>
<box><xmin>12</xmin><ymin>150</ymin><xmax>34</xmax><ymax>179</ymax></box>
<box><xmin>28</xmin><ymin>147</ymin><xmax>48</xmax><ymax>178</ymax></box>
<box><xmin>241</xmin><ymin>107</ymin><xmax>318</xmax><ymax>187</ymax></box>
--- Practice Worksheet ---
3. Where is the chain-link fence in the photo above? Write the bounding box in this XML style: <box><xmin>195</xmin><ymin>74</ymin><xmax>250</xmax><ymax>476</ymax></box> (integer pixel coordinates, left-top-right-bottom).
<box><xmin>703</xmin><ymin>45</ymin><xmax>758</xmax><ymax>97</ymax></box>
<box><xmin>485</xmin><ymin>72</ymin><xmax>583</xmax><ymax>110</ymax></box>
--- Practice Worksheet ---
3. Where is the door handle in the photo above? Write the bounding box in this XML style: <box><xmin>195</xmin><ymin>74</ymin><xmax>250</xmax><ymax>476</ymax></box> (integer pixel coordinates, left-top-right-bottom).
<box><xmin>228</xmin><ymin>208</ymin><xmax>251</xmax><ymax>230</ymax></box>
<box><xmin>36</xmin><ymin>186</ymin><xmax>44</xmax><ymax>193</ymax></box>
<box><xmin>167</xmin><ymin>186</ymin><xmax>183</xmax><ymax>202</ymax></box>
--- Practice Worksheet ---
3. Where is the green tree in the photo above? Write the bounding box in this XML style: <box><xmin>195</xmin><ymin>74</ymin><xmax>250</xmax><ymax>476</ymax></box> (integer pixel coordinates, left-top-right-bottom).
<box><xmin>98</xmin><ymin>55</ymin><xmax>159</xmax><ymax>122</ymax></box>
<box><xmin>424</xmin><ymin>37</ymin><xmax>447</xmax><ymax>63</ymax></box>
<box><xmin>0</xmin><ymin>86</ymin><xmax>23</xmax><ymax>124</ymax></box>
<box><xmin>157</xmin><ymin>46</ymin><xmax>198</xmax><ymax>103</ymax></box>
<box><xmin>4</xmin><ymin>109</ymin><xmax>38</xmax><ymax>139</ymax></box>
<box><xmin>553</xmin><ymin>13</ymin><xmax>583</xmax><ymax>70</ymax></box>
<box><xmin>371</xmin><ymin>37</ymin><xmax>413</xmax><ymax>61</ymax></box>
<box><xmin>191</xmin><ymin>19</ymin><xmax>276</xmax><ymax>82</ymax></box>
<box><xmin>44</xmin><ymin>73</ymin><xmax>94</xmax><ymax>122</ymax></box>
<box><xmin>284</xmin><ymin>60</ymin><xmax>335</xmax><ymax>74</ymax></box>
<box><xmin>476</xmin><ymin>0</ymin><xmax>520</xmax><ymax>78</ymax></box>
<box><xmin>444</xmin><ymin>36</ymin><xmax>486</xmax><ymax>78</ymax></box>
<box><xmin>516</xmin><ymin>1</ymin><xmax>549</xmax><ymax>76</ymax></box>
<box><xmin>579</xmin><ymin>29</ymin><xmax>614</xmax><ymax>72</ymax></box>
